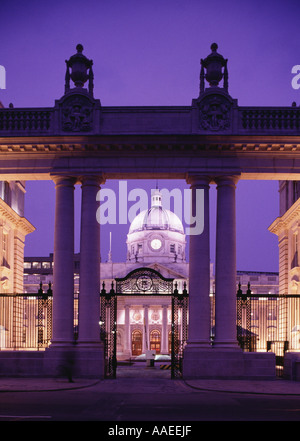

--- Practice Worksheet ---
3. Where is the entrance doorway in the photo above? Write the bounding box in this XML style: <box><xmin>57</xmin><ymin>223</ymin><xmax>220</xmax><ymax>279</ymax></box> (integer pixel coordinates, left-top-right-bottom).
<box><xmin>132</xmin><ymin>330</ymin><xmax>143</xmax><ymax>356</ymax></box>
<box><xmin>100</xmin><ymin>267</ymin><xmax>188</xmax><ymax>379</ymax></box>
<box><xmin>150</xmin><ymin>329</ymin><xmax>161</xmax><ymax>354</ymax></box>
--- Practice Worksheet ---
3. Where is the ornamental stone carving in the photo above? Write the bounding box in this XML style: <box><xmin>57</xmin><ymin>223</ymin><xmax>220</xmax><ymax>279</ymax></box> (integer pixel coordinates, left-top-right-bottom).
<box><xmin>61</xmin><ymin>95</ymin><xmax>93</xmax><ymax>132</ymax></box>
<box><xmin>199</xmin><ymin>94</ymin><xmax>232</xmax><ymax>131</ymax></box>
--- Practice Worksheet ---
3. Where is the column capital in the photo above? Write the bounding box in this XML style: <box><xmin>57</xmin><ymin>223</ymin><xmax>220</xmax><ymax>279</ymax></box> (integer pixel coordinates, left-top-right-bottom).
<box><xmin>50</xmin><ymin>174</ymin><xmax>77</xmax><ymax>187</ymax></box>
<box><xmin>186</xmin><ymin>174</ymin><xmax>211</xmax><ymax>187</ymax></box>
<box><xmin>214</xmin><ymin>175</ymin><xmax>240</xmax><ymax>187</ymax></box>
<box><xmin>80</xmin><ymin>174</ymin><xmax>106</xmax><ymax>186</ymax></box>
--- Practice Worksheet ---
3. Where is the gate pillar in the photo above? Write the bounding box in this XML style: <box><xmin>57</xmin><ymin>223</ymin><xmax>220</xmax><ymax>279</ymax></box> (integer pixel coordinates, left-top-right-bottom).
<box><xmin>78</xmin><ymin>175</ymin><xmax>103</xmax><ymax>344</ymax></box>
<box><xmin>183</xmin><ymin>175</ymin><xmax>212</xmax><ymax>377</ymax></box>
<box><xmin>44</xmin><ymin>175</ymin><xmax>80</xmax><ymax>377</ymax></box>
<box><xmin>214</xmin><ymin>175</ymin><xmax>240</xmax><ymax>349</ymax></box>
<box><xmin>185</xmin><ymin>175</ymin><xmax>211</xmax><ymax>348</ymax></box>
<box><xmin>51</xmin><ymin>175</ymin><xmax>76</xmax><ymax>346</ymax></box>
<box><xmin>76</xmin><ymin>175</ymin><xmax>104</xmax><ymax>377</ymax></box>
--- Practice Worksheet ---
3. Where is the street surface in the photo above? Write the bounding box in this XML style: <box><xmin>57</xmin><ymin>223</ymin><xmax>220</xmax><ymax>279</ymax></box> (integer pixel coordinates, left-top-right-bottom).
<box><xmin>0</xmin><ymin>366</ymin><xmax>299</xmax><ymax>428</ymax></box>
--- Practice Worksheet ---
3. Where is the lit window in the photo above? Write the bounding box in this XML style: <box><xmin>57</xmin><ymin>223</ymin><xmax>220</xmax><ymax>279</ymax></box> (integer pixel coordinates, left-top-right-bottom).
<box><xmin>2</xmin><ymin>233</ymin><xmax>8</xmax><ymax>267</ymax></box>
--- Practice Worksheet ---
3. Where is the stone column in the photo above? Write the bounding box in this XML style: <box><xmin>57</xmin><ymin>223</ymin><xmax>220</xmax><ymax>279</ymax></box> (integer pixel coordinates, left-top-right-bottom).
<box><xmin>214</xmin><ymin>175</ymin><xmax>240</xmax><ymax>349</ymax></box>
<box><xmin>185</xmin><ymin>175</ymin><xmax>211</xmax><ymax>348</ymax></box>
<box><xmin>143</xmin><ymin>305</ymin><xmax>149</xmax><ymax>352</ymax></box>
<box><xmin>51</xmin><ymin>175</ymin><xmax>76</xmax><ymax>346</ymax></box>
<box><xmin>161</xmin><ymin>305</ymin><xmax>168</xmax><ymax>354</ymax></box>
<box><xmin>78</xmin><ymin>175</ymin><xmax>103</xmax><ymax>346</ymax></box>
<box><xmin>124</xmin><ymin>305</ymin><xmax>131</xmax><ymax>355</ymax></box>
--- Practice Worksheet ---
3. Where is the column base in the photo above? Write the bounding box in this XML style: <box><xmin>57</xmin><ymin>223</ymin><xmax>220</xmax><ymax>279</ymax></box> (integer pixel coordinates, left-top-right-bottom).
<box><xmin>183</xmin><ymin>347</ymin><xmax>276</xmax><ymax>380</ymax></box>
<box><xmin>284</xmin><ymin>352</ymin><xmax>300</xmax><ymax>380</ymax></box>
<box><xmin>117</xmin><ymin>350</ymin><xmax>131</xmax><ymax>361</ymax></box>
<box><xmin>44</xmin><ymin>342</ymin><xmax>104</xmax><ymax>379</ymax></box>
<box><xmin>185</xmin><ymin>340</ymin><xmax>212</xmax><ymax>350</ymax></box>
<box><xmin>212</xmin><ymin>340</ymin><xmax>241</xmax><ymax>350</ymax></box>
<box><xmin>0</xmin><ymin>351</ymin><xmax>45</xmax><ymax>377</ymax></box>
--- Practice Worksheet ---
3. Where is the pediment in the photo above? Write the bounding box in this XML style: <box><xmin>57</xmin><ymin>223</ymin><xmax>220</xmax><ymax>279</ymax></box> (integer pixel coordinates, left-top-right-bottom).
<box><xmin>146</xmin><ymin>262</ymin><xmax>188</xmax><ymax>280</ymax></box>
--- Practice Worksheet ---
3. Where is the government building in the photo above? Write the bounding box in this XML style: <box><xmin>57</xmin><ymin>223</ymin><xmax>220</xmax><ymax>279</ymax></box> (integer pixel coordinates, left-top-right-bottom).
<box><xmin>22</xmin><ymin>188</ymin><xmax>281</xmax><ymax>365</ymax></box>
<box><xmin>1</xmin><ymin>43</ymin><xmax>300</xmax><ymax>380</ymax></box>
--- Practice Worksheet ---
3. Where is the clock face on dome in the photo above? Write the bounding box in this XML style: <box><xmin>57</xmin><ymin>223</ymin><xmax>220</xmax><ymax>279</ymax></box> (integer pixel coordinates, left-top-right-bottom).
<box><xmin>151</xmin><ymin>238</ymin><xmax>162</xmax><ymax>250</ymax></box>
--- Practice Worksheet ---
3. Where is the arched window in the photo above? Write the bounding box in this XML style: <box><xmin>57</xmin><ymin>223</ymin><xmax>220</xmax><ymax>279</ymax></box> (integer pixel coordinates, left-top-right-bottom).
<box><xmin>131</xmin><ymin>330</ymin><xmax>142</xmax><ymax>356</ymax></box>
<box><xmin>150</xmin><ymin>329</ymin><xmax>161</xmax><ymax>354</ymax></box>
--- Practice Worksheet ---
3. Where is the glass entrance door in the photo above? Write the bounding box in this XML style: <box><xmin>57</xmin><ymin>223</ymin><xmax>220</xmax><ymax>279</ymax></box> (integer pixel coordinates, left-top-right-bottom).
<box><xmin>150</xmin><ymin>329</ymin><xmax>161</xmax><ymax>354</ymax></box>
<box><xmin>132</xmin><ymin>330</ymin><xmax>143</xmax><ymax>356</ymax></box>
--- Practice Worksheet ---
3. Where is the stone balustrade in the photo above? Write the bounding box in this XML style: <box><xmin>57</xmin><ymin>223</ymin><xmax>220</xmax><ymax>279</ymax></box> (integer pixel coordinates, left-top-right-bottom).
<box><xmin>0</xmin><ymin>108</ymin><xmax>52</xmax><ymax>133</ymax></box>
<box><xmin>239</xmin><ymin>107</ymin><xmax>300</xmax><ymax>132</ymax></box>
<box><xmin>1</xmin><ymin>103</ymin><xmax>300</xmax><ymax>136</ymax></box>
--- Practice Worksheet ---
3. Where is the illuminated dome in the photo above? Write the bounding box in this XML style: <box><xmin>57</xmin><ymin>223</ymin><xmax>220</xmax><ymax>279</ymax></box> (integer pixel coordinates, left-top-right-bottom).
<box><xmin>127</xmin><ymin>189</ymin><xmax>186</xmax><ymax>264</ymax></box>
<box><xmin>129</xmin><ymin>189</ymin><xmax>184</xmax><ymax>235</ymax></box>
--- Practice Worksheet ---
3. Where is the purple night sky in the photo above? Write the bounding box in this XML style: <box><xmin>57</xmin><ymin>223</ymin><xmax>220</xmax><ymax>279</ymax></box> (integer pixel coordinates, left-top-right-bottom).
<box><xmin>1</xmin><ymin>0</ymin><xmax>299</xmax><ymax>273</ymax></box>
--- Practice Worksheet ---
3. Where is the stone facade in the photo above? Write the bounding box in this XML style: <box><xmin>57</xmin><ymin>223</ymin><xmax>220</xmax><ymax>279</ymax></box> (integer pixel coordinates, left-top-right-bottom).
<box><xmin>269</xmin><ymin>181</ymin><xmax>300</xmax><ymax>379</ymax></box>
<box><xmin>0</xmin><ymin>181</ymin><xmax>34</xmax><ymax>293</ymax></box>
<box><xmin>269</xmin><ymin>181</ymin><xmax>300</xmax><ymax>295</ymax></box>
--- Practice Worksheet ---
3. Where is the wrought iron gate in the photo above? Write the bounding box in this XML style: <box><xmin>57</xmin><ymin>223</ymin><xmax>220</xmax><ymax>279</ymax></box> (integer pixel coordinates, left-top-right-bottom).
<box><xmin>100</xmin><ymin>268</ymin><xmax>188</xmax><ymax>379</ymax></box>
<box><xmin>171</xmin><ymin>283</ymin><xmax>189</xmax><ymax>378</ymax></box>
<box><xmin>100</xmin><ymin>283</ymin><xmax>117</xmax><ymax>379</ymax></box>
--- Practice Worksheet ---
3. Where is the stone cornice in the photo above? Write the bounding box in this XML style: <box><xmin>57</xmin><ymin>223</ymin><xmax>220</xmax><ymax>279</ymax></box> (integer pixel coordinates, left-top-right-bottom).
<box><xmin>269</xmin><ymin>198</ymin><xmax>300</xmax><ymax>235</ymax></box>
<box><xmin>1</xmin><ymin>134</ymin><xmax>300</xmax><ymax>154</ymax></box>
<box><xmin>0</xmin><ymin>198</ymin><xmax>35</xmax><ymax>235</ymax></box>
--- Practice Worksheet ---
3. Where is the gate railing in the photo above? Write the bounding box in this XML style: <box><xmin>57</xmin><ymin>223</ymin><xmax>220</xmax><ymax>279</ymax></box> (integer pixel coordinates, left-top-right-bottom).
<box><xmin>235</xmin><ymin>283</ymin><xmax>300</xmax><ymax>376</ymax></box>
<box><xmin>0</xmin><ymin>283</ymin><xmax>53</xmax><ymax>350</ymax></box>
<box><xmin>5</xmin><ymin>281</ymin><xmax>298</xmax><ymax>378</ymax></box>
